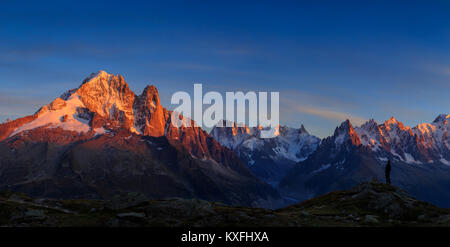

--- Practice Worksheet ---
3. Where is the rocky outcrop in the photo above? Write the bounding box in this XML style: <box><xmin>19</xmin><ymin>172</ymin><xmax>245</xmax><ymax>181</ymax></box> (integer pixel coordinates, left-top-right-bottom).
<box><xmin>282</xmin><ymin>180</ymin><xmax>450</xmax><ymax>226</ymax></box>
<box><xmin>133</xmin><ymin>85</ymin><xmax>166</xmax><ymax>137</ymax></box>
<box><xmin>1</xmin><ymin>181</ymin><xmax>449</xmax><ymax>227</ymax></box>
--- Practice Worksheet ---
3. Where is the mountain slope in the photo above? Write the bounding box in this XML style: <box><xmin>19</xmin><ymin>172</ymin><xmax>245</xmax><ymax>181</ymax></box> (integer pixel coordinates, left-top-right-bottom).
<box><xmin>0</xmin><ymin>71</ymin><xmax>280</xmax><ymax>208</ymax></box>
<box><xmin>2</xmin><ymin>180</ymin><xmax>449</xmax><ymax>227</ymax></box>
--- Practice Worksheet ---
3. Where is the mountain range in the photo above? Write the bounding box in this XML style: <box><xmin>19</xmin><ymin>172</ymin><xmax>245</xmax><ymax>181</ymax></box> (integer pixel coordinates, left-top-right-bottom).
<box><xmin>0</xmin><ymin>70</ymin><xmax>448</xmax><ymax>208</ymax></box>
<box><xmin>279</xmin><ymin>115</ymin><xmax>450</xmax><ymax>207</ymax></box>
<box><xmin>210</xmin><ymin>115</ymin><xmax>450</xmax><ymax>207</ymax></box>
<box><xmin>0</xmin><ymin>71</ymin><xmax>280</xmax><ymax>208</ymax></box>
<box><xmin>211</xmin><ymin>121</ymin><xmax>320</xmax><ymax>185</ymax></box>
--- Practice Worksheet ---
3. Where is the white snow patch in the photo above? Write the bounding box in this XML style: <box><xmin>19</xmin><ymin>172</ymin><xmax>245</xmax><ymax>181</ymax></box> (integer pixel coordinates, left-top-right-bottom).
<box><xmin>93</xmin><ymin>127</ymin><xmax>109</xmax><ymax>135</ymax></box>
<box><xmin>242</xmin><ymin>137</ymin><xmax>264</xmax><ymax>150</ymax></box>
<box><xmin>354</xmin><ymin>125</ymin><xmax>382</xmax><ymax>151</ymax></box>
<box><xmin>391</xmin><ymin>151</ymin><xmax>404</xmax><ymax>161</ymax></box>
<box><xmin>334</xmin><ymin>133</ymin><xmax>345</xmax><ymax>146</ymax></box>
<box><xmin>404</xmin><ymin>153</ymin><xmax>422</xmax><ymax>165</ymax></box>
<box><xmin>10</xmin><ymin>93</ymin><xmax>90</xmax><ymax>137</ymax></box>
<box><xmin>440</xmin><ymin>158</ymin><xmax>450</xmax><ymax>166</ymax></box>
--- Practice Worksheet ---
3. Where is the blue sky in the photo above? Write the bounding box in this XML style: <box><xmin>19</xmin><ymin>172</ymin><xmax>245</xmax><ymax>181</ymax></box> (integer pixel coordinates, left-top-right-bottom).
<box><xmin>1</xmin><ymin>0</ymin><xmax>449</xmax><ymax>137</ymax></box>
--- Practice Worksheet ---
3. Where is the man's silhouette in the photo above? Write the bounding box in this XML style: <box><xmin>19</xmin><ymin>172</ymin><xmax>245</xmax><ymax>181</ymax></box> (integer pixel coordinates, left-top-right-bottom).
<box><xmin>385</xmin><ymin>160</ymin><xmax>391</xmax><ymax>185</ymax></box>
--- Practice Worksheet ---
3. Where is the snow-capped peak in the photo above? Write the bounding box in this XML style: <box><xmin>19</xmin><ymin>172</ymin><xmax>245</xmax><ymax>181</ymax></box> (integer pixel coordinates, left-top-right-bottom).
<box><xmin>10</xmin><ymin>93</ymin><xmax>92</xmax><ymax>137</ymax></box>
<box><xmin>349</xmin><ymin>115</ymin><xmax>449</xmax><ymax>165</ymax></box>
<box><xmin>9</xmin><ymin>71</ymin><xmax>137</xmax><ymax>137</ymax></box>
<box><xmin>75</xmin><ymin>71</ymin><xmax>134</xmax><ymax>120</ymax></box>
<box><xmin>353</xmin><ymin>119</ymin><xmax>383</xmax><ymax>152</ymax></box>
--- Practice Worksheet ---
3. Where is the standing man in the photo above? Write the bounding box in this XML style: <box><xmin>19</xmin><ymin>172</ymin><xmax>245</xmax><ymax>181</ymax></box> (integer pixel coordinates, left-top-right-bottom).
<box><xmin>385</xmin><ymin>160</ymin><xmax>391</xmax><ymax>185</ymax></box>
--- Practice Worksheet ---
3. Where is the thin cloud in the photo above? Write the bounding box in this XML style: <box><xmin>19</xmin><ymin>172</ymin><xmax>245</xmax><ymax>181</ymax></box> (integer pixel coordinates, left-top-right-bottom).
<box><xmin>294</xmin><ymin>105</ymin><xmax>367</xmax><ymax>126</ymax></box>
<box><xmin>280</xmin><ymin>90</ymin><xmax>358</xmax><ymax>110</ymax></box>
<box><xmin>417</xmin><ymin>64</ymin><xmax>450</xmax><ymax>87</ymax></box>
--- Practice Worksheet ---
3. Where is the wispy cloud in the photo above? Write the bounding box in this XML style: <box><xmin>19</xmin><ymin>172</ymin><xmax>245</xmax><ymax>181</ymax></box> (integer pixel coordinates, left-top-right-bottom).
<box><xmin>294</xmin><ymin>105</ymin><xmax>367</xmax><ymax>126</ymax></box>
<box><xmin>279</xmin><ymin>89</ymin><xmax>366</xmax><ymax>124</ymax></box>
<box><xmin>419</xmin><ymin>64</ymin><xmax>450</xmax><ymax>87</ymax></box>
<box><xmin>280</xmin><ymin>89</ymin><xmax>358</xmax><ymax>110</ymax></box>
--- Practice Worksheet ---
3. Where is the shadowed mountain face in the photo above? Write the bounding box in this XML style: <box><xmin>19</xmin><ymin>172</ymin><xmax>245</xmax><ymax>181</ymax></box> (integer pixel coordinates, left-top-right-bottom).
<box><xmin>0</xmin><ymin>71</ymin><xmax>281</xmax><ymax>208</ymax></box>
<box><xmin>280</xmin><ymin>117</ymin><xmax>450</xmax><ymax>207</ymax></box>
